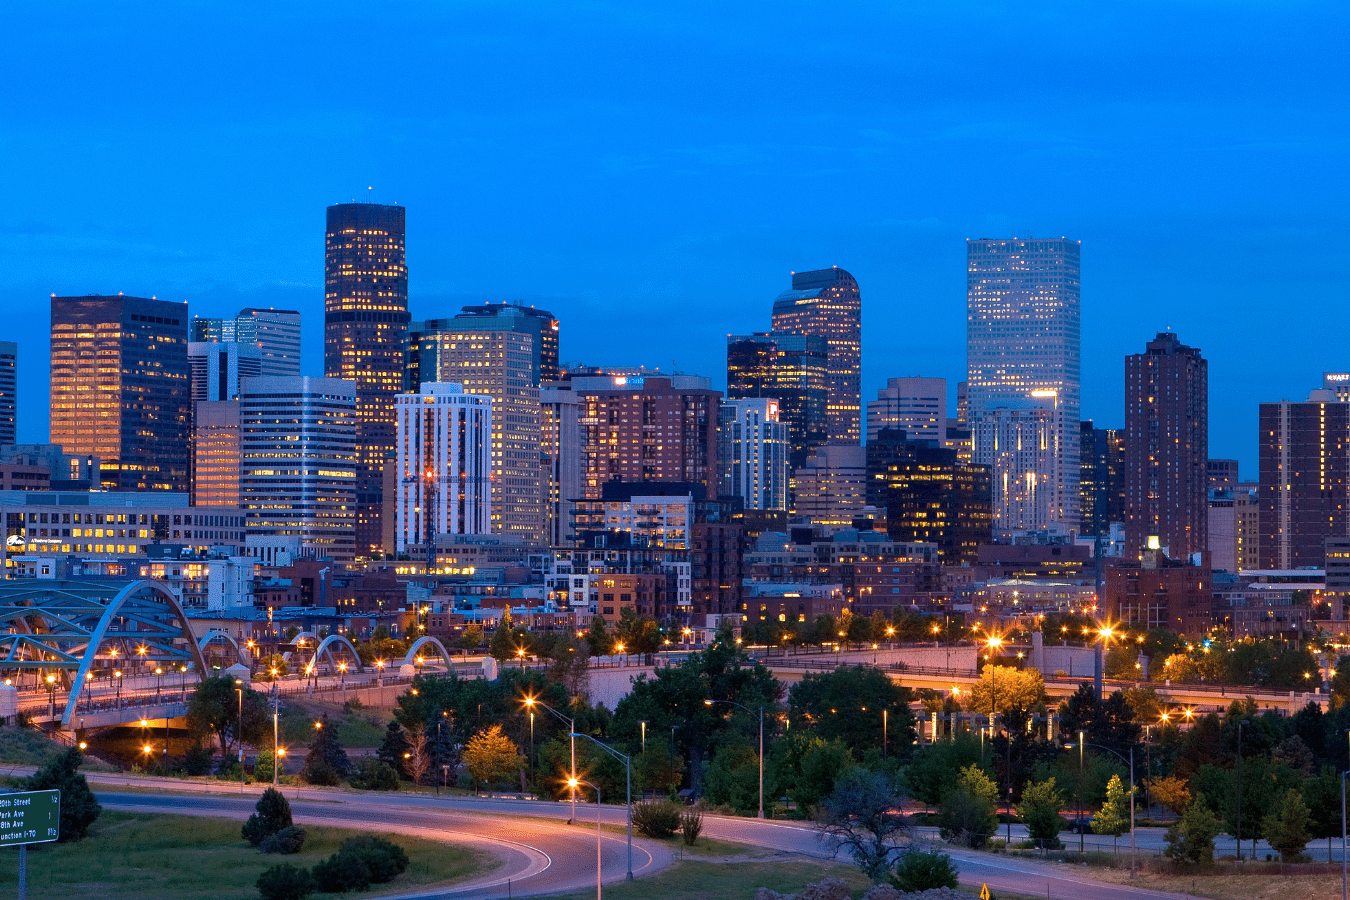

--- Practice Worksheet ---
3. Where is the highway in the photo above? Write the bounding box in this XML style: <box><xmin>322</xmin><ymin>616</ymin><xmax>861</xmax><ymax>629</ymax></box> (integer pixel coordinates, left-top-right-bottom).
<box><xmin>77</xmin><ymin>772</ymin><xmax>1202</xmax><ymax>900</ymax></box>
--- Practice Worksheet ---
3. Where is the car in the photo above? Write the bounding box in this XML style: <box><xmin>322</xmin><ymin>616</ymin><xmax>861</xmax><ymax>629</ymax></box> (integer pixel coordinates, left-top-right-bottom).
<box><xmin>1066</xmin><ymin>815</ymin><xmax>1094</xmax><ymax>834</ymax></box>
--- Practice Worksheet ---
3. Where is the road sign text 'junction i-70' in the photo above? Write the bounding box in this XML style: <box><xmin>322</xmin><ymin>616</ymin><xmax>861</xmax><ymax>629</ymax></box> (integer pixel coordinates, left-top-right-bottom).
<box><xmin>0</xmin><ymin>790</ymin><xmax>60</xmax><ymax>847</ymax></box>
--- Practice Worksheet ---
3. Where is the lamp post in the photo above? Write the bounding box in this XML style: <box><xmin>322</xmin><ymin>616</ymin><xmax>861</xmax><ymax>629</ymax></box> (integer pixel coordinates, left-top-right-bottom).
<box><xmin>115</xmin><ymin>669</ymin><xmax>123</xmax><ymax>710</ymax></box>
<box><xmin>568</xmin><ymin>778</ymin><xmax>603</xmax><ymax>900</ymax></box>
<box><xmin>1070</xmin><ymin>737</ymin><xmax>1137</xmax><ymax>876</ymax></box>
<box><xmin>1236</xmin><ymin>718</ymin><xmax>1250</xmax><ymax>860</ymax></box>
<box><xmin>1078</xmin><ymin>730</ymin><xmax>1085</xmax><ymax>852</ymax></box>
<box><xmin>705</xmin><ymin>699</ymin><xmax>764</xmax><ymax>819</ymax></box>
<box><xmin>272</xmin><ymin>680</ymin><xmax>281</xmax><ymax>786</ymax></box>
<box><xmin>571</xmin><ymin>732</ymin><xmax>633</xmax><ymax>880</ymax></box>
<box><xmin>45</xmin><ymin>674</ymin><xmax>56</xmax><ymax>720</ymax></box>
<box><xmin>525</xmin><ymin>697</ymin><xmax>576</xmax><ymax>824</ymax></box>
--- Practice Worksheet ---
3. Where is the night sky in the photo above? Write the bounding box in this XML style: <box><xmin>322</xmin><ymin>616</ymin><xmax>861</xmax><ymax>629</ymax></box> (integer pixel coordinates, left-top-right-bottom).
<box><xmin>4</xmin><ymin>2</ymin><xmax>1346</xmax><ymax>475</ymax></box>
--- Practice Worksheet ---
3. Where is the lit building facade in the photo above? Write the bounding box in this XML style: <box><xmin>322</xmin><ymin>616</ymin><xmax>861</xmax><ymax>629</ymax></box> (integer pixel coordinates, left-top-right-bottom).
<box><xmin>188</xmin><ymin>341</ymin><xmax>262</xmax><ymax>402</ymax></box>
<box><xmin>394</xmin><ymin>383</ymin><xmax>493</xmax><ymax>556</ymax></box>
<box><xmin>240</xmin><ymin>376</ymin><xmax>358</xmax><ymax>562</ymax></box>
<box><xmin>0</xmin><ymin>341</ymin><xmax>15</xmax><ymax>446</ymax></box>
<box><xmin>726</xmin><ymin>331</ymin><xmax>828</xmax><ymax>469</ymax></box>
<box><xmin>972</xmin><ymin>394</ymin><xmax>1060</xmax><ymax>534</ymax></box>
<box><xmin>771</xmin><ymin>267</ymin><xmax>862</xmax><ymax>445</ymax></box>
<box><xmin>50</xmin><ymin>295</ymin><xmax>191</xmax><ymax>491</ymax></box>
<box><xmin>867</xmin><ymin>376</ymin><xmax>946</xmax><ymax>444</ymax></box>
<box><xmin>541</xmin><ymin>384</ymin><xmax>583</xmax><ymax>547</ymax></box>
<box><xmin>1079</xmin><ymin>421</ymin><xmax>1124</xmax><ymax>538</ymax></box>
<box><xmin>192</xmin><ymin>400</ymin><xmax>241</xmax><ymax>507</ymax></box>
<box><xmin>966</xmin><ymin>238</ymin><xmax>1081</xmax><ymax>530</ymax></box>
<box><xmin>323</xmin><ymin>203</ymin><xmax>409</xmax><ymax>558</ymax></box>
<box><xmin>793</xmin><ymin>443</ymin><xmax>866</xmax><ymax>526</ymax></box>
<box><xmin>1259</xmin><ymin>399</ymin><xmax>1349</xmax><ymax>570</ymax></box>
<box><xmin>718</xmin><ymin>398</ymin><xmax>789</xmax><ymax>511</ymax></box>
<box><xmin>1125</xmin><ymin>332</ymin><xmax>1208</xmax><ymax>560</ymax></box>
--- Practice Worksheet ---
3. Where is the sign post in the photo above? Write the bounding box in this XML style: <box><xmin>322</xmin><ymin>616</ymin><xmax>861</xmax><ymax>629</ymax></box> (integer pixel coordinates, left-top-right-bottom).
<box><xmin>2</xmin><ymin>789</ymin><xmax>61</xmax><ymax>900</ymax></box>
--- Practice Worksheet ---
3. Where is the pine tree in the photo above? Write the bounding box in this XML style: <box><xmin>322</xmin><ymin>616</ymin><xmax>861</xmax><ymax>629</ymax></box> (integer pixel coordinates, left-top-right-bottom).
<box><xmin>243</xmin><ymin>788</ymin><xmax>294</xmax><ymax>846</ymax></box>
<box><xmin>26</xmin><ymin>748</ymin><xmax>101</xmax><ymax>842</ymax></box>
<box><xmin>303</xmin><ymin>714</ymin><xmax>351</xmax><ymax>785</ymax></box>
<box><xmin>376</xmin><ymin>720</ymin><xmax>409</xmax><ymax>774</ymax></box>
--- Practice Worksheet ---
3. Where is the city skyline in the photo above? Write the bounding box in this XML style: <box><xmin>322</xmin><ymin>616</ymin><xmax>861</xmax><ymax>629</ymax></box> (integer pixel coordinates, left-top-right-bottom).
<box><xmin>5</xmin><ymin>4</ymin><xmax>1347</xmax><ymax>478</ymax></box>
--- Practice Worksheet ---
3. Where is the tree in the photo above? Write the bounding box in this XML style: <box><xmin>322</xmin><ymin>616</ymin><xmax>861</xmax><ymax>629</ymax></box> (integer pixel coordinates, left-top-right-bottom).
<box><xmin>902</xmin><ymin>733</ymin><xmax>987</xmax><ymax>807</ymax></box>
<box><xmin>788</xmin><ymin>665</ymin><xmax>917</xmax><ymax>760</ymax></box>
<box><xmin>401</xmin><ymin>723</ymin><xmax>430</xmax><ymax>785</ymax></box>
<box><xmin>1262</xmin><ymin>789</ymin><xmax>1311</xmax><ymax>862</ymax></box>
<box><xmin>242</xmin><ymin>787</ymin><xmax>293</xmax><ymax>846</ymax></box>
<box><xmin>302</xmin><ymin>714</ymin><xmax>351</xmax><ymax>785</ymax></box>
<box><xmin>1057</xmin><ymin>684</ymin><xmax>1141</xmax><ymax>757</ymax></box>
<box><xmin>463</xmin><ymin>725</ymin><xmax>524</xmax><ymax>791</ymax></box>
<box><xmin>376</xmin><ymin>720</ymin><xmax>409</xmax><ymax>774</ymax></box>
<box><xmin>256</xmin><ymin>863</ymin><xmax>316</xmax><ymax>900</ymax></box>
<box><xmin>634</xmin><ymin>746</ymin><xmax>684</xmax><ymax>796</ymax></box>
<box><xmin>890</xmin><ymin>848</ymin><xmax>959</xmax><ymax>892</ymax></box>
<box><xmin>1164</xmin><ymin>799</ymin><xmax>1219</xmax><ymax>866</ymax></box>
<box><xmin>585</xmin><ymin>615</ymin><xmax>612</xmax><ymax>657</ymax></box>
<box><xmin>1145</xmin><ymin>775</ymin><xmax>1191</xmax><ymax>817</ymax></box>
<box><xmin>456</xmin><ymin>625</ymin><xmax>485</xmax><ymax>653</ymax></box>
<box><xmin>704</xmin><ymin>743</ymin><xmax>759</xmax><ymax>814</ymax></box>
<box><xmin>936</xmin><ymin>764</ymin><xmax>997</xmax><ymax>849</ymax></box>
<box><xmin>185</xmin><ymin>675</ymin><xmax>269</xmax><ymax>757</ymax></box>
<box><xmin>1018</xmin><ymin>777</ymin><xmax>1064</xmax><ymax>850</ymax></box>
<box><xmin>816</xmin><ymin>768</ymin><xmax>909</xmax><ymax>882</ymax></box>
<box><xmin>616</xmin><ymin>609</ymin><xmax>660</xmax><ymax>659</ymax></box>
<box><xmin>768</xmin><ymin>733</ymin><xmax>856</xmax><ymax>817</ymax></box>
<box><xmin>1092</xmin><ymin>774</ymin><xmax>1130</xmax><ymax>851</ymax></box>
<box><xmin>967</xmin><ymin>665</ymin><xmax>1045</xmax><ymax>718</ymax></box>
<box><xmin>26</xmin><ymin>748</ymin><xmax>101</xmax><ymax>841</ymax></box>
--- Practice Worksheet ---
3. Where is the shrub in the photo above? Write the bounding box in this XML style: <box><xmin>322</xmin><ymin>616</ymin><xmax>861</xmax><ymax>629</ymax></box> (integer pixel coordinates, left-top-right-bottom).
<box><xmin>256</xmin><ymin>862</ymin><xmax>315</xmax><ymax>900</ymax></box>
<box><xmin>243</xmin><ymin>788</ymin><xmax>294</xmax><ymax>846</ymax></box>
<box><xmin>25</xmin><ymin>747</ymin><xmax>101</xmax><ymax>841</ymax></box>
<box><xmin>680</xmin><ymin>807</ymin><xmax>704</xmax><ymax>845</ymax></box>
<box><xmin>348</xmin><ymin>757</ymin><xmax>400</xmax><ymax>791</ymax></box>
<box><xmin>1164</xmin><ymin>799</ymin><xmax>1220</xmax><ymax>866</ymax></box>
<box><xmin>890</xmin><ymin>848</ymin><xmax>959</xmax><ymax>893</ymax></box>
<box><xmin>302</xmin><ymin>758</ymin><xmax>341</xmax><ymax>787</ymax></box>
<box><xmin>182</xmin><ymin>744</ymin><xmax>214</xmax><ymax>776</ymax></box>
<box><xmin>259</xmin><ymin>825</ymin><xmax>307</xmax><ymax>855</ymax></box>
<box><xmin>632</xmin><ymin>800</ymin><xmax>682</xmax><ymax>838</ymax></box>
<box><xmin>312</xmin><ymin>835</ymin><xmax>409</xmax><ymax>892</ymax></box>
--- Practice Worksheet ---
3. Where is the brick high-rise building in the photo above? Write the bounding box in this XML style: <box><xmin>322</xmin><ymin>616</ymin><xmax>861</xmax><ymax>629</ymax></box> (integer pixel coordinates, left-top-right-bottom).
<box><xmin>1258</xmin><ymin>399</ymin><xmax>1350</xmax><ymax>570</ymax></box>
<box><xmin>966</xmin><ymin>238</ymin><xmax>1081</xmax><ymax>531</ymax></box>
<box><xmin>571</xmin><ymin>374</ymin><xmax>720</xmax><ymax>500</ymax></box>
<box><xmin>771</xmin><ymin>268</ymin><xmax>862</xmax><ymax>445</ymax></box>
<box><xmin>50</xmin><ymin>295</ymin><xmax>191</xmax><ymax>491</ymax></box>
<box><xmin>1124</xmin><ymin>332</ymin><xmax>1208</xmax><ymax>560</ymax></box>
<box><xmin>324</xmin><ymin>203</ymin><xmax>409</xmax><ymax>558</ymax></box>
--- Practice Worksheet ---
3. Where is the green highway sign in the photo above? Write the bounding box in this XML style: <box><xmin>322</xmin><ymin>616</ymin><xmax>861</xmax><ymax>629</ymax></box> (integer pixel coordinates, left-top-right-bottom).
<box><xmin>0</xmin><ymin>790</ymin><xmax>60</xmax><ymax>847</ymax></box>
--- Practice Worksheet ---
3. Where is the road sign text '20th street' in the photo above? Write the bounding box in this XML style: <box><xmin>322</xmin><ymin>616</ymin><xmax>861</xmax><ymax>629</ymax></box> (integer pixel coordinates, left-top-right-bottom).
<box><xmin>0</xmin><ymin>790</ymin><xmax>60</xmax><ymax>847</ymax></box>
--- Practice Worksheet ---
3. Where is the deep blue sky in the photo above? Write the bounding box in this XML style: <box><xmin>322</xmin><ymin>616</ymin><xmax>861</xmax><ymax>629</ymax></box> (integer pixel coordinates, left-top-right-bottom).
<box><xmin>4</xmin><ymin>2</ymin><xmax>1346</xmax><ymax>477</ymax></box>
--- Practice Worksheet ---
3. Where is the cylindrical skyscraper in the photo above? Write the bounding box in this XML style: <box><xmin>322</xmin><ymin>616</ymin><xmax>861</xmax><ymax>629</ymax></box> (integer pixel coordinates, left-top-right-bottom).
<box><xmin>324</xmin><ymin>203</ymin><xmax>409</xmax><ymax>558</ymax></box>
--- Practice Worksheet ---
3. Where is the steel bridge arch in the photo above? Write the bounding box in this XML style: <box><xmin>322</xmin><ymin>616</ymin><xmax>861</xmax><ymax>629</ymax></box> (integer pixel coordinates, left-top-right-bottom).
<box><xmin>0</xmin><ymin>579</ymin><xmax>208</xmax><ymax>728</ymax></box>
<box><xmin>401</xmin><ymin>636</ymin><xmax>454</xmax><ymax>672</ymax></box>
<box><xmin>303</xmin><ymin>634</ymin><xmax>363</xmax><ymax>675</ymax></box>
<box><xmin>197</xmin><ymin>629</ymin><xmax>245</xmax><ymax>669</ymax></box>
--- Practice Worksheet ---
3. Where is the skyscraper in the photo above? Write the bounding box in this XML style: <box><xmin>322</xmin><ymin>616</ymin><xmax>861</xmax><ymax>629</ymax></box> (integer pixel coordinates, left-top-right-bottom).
<box><xmin>188</xmin><ymin>341</ymin><xmax>262</xmax><ymax>402</ymax></box>
<box><xmin>240</xmin><ymin>376</ymin><xmax>358</xmax><ymax>562</ymax></box>
<box><xmin>394</xmin><ymin>383</ymin><xmax>493</xmax><ymax>558</ymax></box>
<box><xmin>966</xmin><ymin>238</ymin><xmax>1081</xmax><ymax>531</ymax></box>
<box><xmin>192</xmin><ymin>309</ymin><xmax>301</xmax><ymax>376</ymax></box>
<box><xmin>867</xmin><ymin>376</ymin><xmax>946</xmax><ymax>444</ymax></box>
<box><xmin>192</xmin><ymin>400</ymin><xmax>241</xmax><ymax>507</ymax></box>
<box><xmin>1124</xmin><ymin>332</ymin><xmax>1208</xmax><ymax>560</ymax></box>
<box><xmin>726</xmin><ymin>331</ymin><xmax>828</xmax><ymax>469</ymax></box>
<box><xmin>718</xmin><ymin>398</ymin><xmax>789</xmax><ymax>511</ymax></box>
<box><xmin>50</xmin><ymin>295</ymin><xmax>191</xmax><ymax>491</ymax></box>
<box><xmin>1079</xmin><ymin>421</ymin><xmax>1125</xmax><ymax>537</ymax></box>
<box><xmin>0</xmin><ymin>342</ymin><xmax>16</xmax><ymax>446</ymax></box>
<box><xmin>456</xmin><ymin>303</ymin><xmax>560</xmax><ymax>382</ymax></box>
<box><xmin>771</xmin><ymin>267</ymin><xmax>862</xmax><ymax>445</ymax></box>
<box><xmin>973</xmin><ymin>396</ymin><xmax>1061</xmax><ymax>532</ymax></box>
<box><xmin>541</xmin><ymin>383</ymin><xmax>583</xmax><ymax>547</ymax></box>
<box><xmin>324</xmin><ymin>203</ymin><xmax>409</xmax><ymax>558</ymax></box>
<box><xmin>1258</xmin><ymin>398</ymin><xmax>1348</xmax><ymax>570</ymax></box>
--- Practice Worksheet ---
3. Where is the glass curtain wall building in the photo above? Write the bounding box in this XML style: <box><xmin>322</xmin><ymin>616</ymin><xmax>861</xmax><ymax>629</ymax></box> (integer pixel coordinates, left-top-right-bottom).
<box><xmin>770</xmin><ymin>267</ymin><xmax>862</xmax><ymax>446</ymax></box>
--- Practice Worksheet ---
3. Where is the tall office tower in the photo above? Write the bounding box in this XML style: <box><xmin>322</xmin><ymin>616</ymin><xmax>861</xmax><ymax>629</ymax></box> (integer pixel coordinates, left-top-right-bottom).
<box><xmin>50</xmin><ymin>295</ymin><xmax>190</xmax><ymax>491</ymax></box>
<box><xmin>541</xmin><ymin>383</ymin><xmax>582</xmax><ymax>546</ymax></box>
<box><xmin>792</xmin><ymin>444</ymin><xmax>866</xmax><ymax>526</ymax></box>
<box><xmin>324</xmin><ymin>203</ymin><xmax>409</xmax><ymax>558</ymax></box>
<box><xmin>192</xmin><ymin>400</ymin><xmax>241</xmax><ymax>507</ymax></box>
<box><xmin>866</xmin><ymin>376</ymin><xmax>946</xmax><ymax>444</ymax></box>
<box><xmin>771</xmin><ymin>267</ymin><xmax>862</xmax><ymax>445</ymax></box>
<box><xmin>718</xmin><ymin>398</ymin><xmax>789</xmax><ymax>511</ymax></box>
<box><xmin>1079</xmin><ymin>421</ymin><xmax>1125</xmax><ymax>537</ymax></box>
<box><xmin>1258</xmin><ymin>398</ymin><xmax>1350</xmax><ymax>570</ymax></box>
<box><xmin>0</xmin><ymin>342</ymin><xmax>15</xmax><ymax>445</ymax></box>
<box><xmin>1236</xmin><ymin>482</ymin><xmax>1261</xmax><ymax>570</ymax></box>
<box><xmin>457</xmin><ymin>303</ymin><xmax>560</xmax><ymax>382</ymax></box>
<box><xmin>188</xmin><ymin>342</ymin><xmax>262</xmax><ymax>401</ymax></box>
<box><xmin>955</xmin><ymin>382</ymin><xmax>968</xmax><ymax>427</ymax></box>
<box><xmin>571</xmin><ymin>374</ymin><xmax>720</xmax><ymax>499</ymax></box>
<box><xmin>726</xmin><ymin>332</ymin><xmax>828</xmax><ymax>469</ymax></box>
<box><xmin>191</xmin><ymin>317</ymin><xmax>224</xmax><ymax>342</ymax></box>
<box><xmin>866</xmin><ymin>429</ymin><xmax>992</xmax><ymax>565</ymax></box>
<box><xmin>406</xmin><ymin>321</ymin><xmax>446</xmax><ymax>393</ymax></box>
<box><xmin>438</xmin><ymin>325</ymin><xmax>543</xmax><ymax>543</ymax></box>
<box><xmin>966</xmin><ymin>238</ymin><xmax>1080</xmax><ymax>530</ymax></box>
<box><xmin>1124</xmin><ymin>332</ymin><xmax>1209</xmax><ymax>559</ymax></box>
<box><xmin>240</xmin><ymin>376</ymin><xmax>358</xmax><ymax>562</ymax></box>
<box><xmin>393</xmin><ymin>383</ymin><xmax>493</xmax><ymax>557</ymax></box>
<box><xmin>973</xmin><ymin>397</ymin><xmax>1060</xmax><ymax>533</ymax></box>
<box><xmin>1207</xmin><ymin>459</ymin><xmax>1240</xmax><ymax>490</ymax></box>
<box><xmin>234</xmin><ymin>309</ymin><xmax>302</xmax><ymax>376</ymax></box>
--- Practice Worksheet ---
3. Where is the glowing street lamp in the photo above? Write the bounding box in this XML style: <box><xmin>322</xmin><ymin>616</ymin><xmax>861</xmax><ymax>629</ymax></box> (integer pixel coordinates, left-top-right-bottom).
<box><xmin>567</xmin><ymin>778</ymin><xmax>603</xmax><ymax>900</ymax></box>
<box><xmin>524</xmin><ymin>696</ymin><xmax>576</xmax><ymax>823</ymax></box>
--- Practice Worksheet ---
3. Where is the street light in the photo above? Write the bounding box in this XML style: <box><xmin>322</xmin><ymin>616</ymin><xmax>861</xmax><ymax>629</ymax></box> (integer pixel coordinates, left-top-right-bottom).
<box><xmin>571</xmin><ymin>732</ymin><xmax>632</xmax><ymax>881</ymax></box>
<box><xmin>1236</xmin><ymin>718</ymin><xmax>1251</xmax><ymax>860</ymax></box>
<box><xmin>1067</xmin><ymin>737</ymin><xmax>1137</xmax><ymax>876</ymax></box>
<box><xmin>567</xmin><ymin>778</ymin><xmax>603</xmax><ymax>900</ymax></box>
<box><xmin>524</xmin><ymin>696</ymin><xmax>576</xmax><ymax>824</ymax></box>
<box><xmin>705</xmin><ymin>699</ymin><xmax>764</xmax><ymax>819</ymax></box>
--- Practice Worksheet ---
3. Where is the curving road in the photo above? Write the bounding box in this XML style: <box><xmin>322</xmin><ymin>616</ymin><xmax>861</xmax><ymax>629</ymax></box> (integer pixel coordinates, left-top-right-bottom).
<box><xmin>83</xmin><ymin>774</ymin><xmax>1196</xmax><ymax>900</ymax></box>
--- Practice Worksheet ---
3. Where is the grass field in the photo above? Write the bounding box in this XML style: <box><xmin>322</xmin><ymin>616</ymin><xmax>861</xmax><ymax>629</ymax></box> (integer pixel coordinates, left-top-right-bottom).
<box><xmin>1085</xmin><ymin>862</ymin><xmax>1342</xmax><ymax>900</ymax></box>
<box><xmin>276</xmin><ymin>696</ymin><xmax>392</xmax><ymax>749</ymax></box>
<box><xmin>0</xmin><ymin>810</ymin><xmax>491</xmax><ymax>899</ymax></box>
